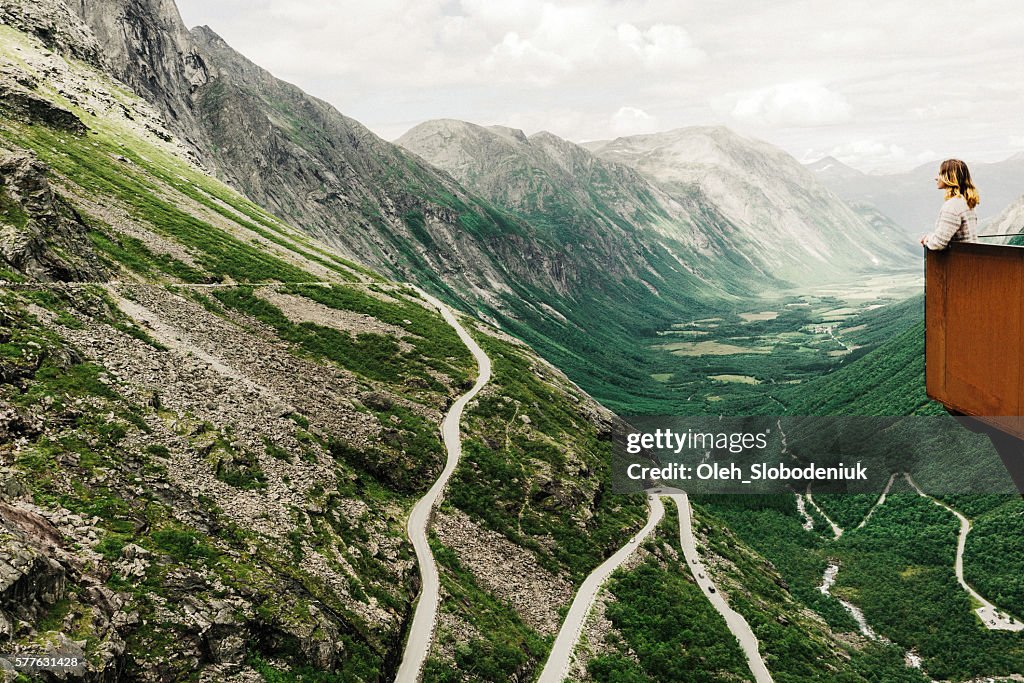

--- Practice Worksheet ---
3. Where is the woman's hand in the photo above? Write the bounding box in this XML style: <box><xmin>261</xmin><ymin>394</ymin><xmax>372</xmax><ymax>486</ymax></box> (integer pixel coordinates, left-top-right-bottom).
<box><xmin>919</xmin><ymin>234</ymin><xmax>930</xmax><ymax>246</ymax></box>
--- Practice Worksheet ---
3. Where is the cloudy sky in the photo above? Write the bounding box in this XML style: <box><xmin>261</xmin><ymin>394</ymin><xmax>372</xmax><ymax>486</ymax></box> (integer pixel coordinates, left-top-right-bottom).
<box><xmin>175</xmin><ymin>0</ymin><xmax>1024</xmax><ymax>173</ymax></box>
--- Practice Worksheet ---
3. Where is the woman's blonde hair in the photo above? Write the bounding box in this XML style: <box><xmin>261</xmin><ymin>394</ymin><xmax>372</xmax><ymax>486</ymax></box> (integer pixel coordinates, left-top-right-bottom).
<box><xmin>939</xmin><ymin>158</ymin><xmax>980</xmax><ymax>208</ymax></box>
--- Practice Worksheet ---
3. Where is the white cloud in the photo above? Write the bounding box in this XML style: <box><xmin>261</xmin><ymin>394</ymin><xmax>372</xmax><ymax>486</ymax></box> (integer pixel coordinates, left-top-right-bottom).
<box><xmin>173</xmin><ymin>0</ymin><xmax>1024</xmax><ymax>172</ymax></box>
<box><xmin>610</xmin><ymin>106</ymin><xmax>661</xmax><ymax>136</ymax></box>
<box><xmin>910</xmin><ymin>102</ymin><xmax>977</xmax><ymax>121</ymax></box>
<box><xmin>177</xmin><ymin>0</ymin><xmax>707</xmax><ymax>88</ymax></box>
<box><xmin>808</xmin><ymin>27</ymin><xmax>883</xmax><ymax>53</ymax></box>
<box><xmin>480</xmin><ymin>12</ymin><xmax>704</xmax><ymax>84</ymax></box>
<box><xmin>731</xmin><ymin>82</ymin><xmax>852</xmax><ymax>127</ymax></box>
<box><xmin>617</xmin><ymin>23</ymin><xmax>706</xmax><ymax>70</ymax></box>
<box><xmin>483</xmin><ymin>31</ymin><xmax>572</xmax><ymax>85</ymax></box>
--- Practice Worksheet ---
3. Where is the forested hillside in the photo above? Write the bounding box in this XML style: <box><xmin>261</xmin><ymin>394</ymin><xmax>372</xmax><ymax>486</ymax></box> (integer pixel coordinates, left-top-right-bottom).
<box><xmin>699</xmin><ymin>292</ymin><xmax>1024</xmax><ymax>683</ymax></box>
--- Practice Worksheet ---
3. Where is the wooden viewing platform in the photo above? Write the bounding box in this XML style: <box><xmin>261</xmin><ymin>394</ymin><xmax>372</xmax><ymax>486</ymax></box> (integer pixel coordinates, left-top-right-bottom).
<box><xmin>926</xmin><ymin>242</ymin><xmax>1024</xmax><ymax>438</ymax></box>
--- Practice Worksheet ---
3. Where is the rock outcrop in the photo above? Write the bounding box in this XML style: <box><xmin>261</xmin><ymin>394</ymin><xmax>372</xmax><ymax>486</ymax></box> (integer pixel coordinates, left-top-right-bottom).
<box><xmin>0</xmin><ymin>496</ymin><xmax>128</xmax><ymax>680</ymax></box>
<box><xmin>0</xmin><ymin>0</ymin><xmax>103</xmax><ymax>65</ymax></box>
<box><xmin>68</xmin><ymin>0</ymin><xmax>211</xmax><ymax>157</ymax></box>
<box><xmin>0</xmin><ymin>151</ymin><xmax>105</xmax><ymax>281</ymax></box>
<box><xmin>0</xmin><ymin>68</ymin><xmax>85</xmax><ymax>133</ymax></box>
<box><xmin>0</xmin><ymin>506</ymin><xmax>66</xmax><ymax>639</ymax></box>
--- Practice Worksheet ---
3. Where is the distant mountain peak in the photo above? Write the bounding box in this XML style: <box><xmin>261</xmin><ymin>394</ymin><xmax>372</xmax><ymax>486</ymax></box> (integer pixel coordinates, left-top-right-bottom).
<box><xmin>806</xmin><ymin>156</ymin><xmax>866</xmax><ymax>180</ymax></box>
<box><xmin>807</xmin><ymin>155</ymin><xmax>842</xmax><ymax>168</ymax></box>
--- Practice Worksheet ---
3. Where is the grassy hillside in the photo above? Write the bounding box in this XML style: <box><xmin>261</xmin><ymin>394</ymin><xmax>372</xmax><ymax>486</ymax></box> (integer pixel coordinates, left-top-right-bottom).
<box><xmin>568</xmin><ymin>494</ymin><xmax>932</xmax><ymax>683</ymax></box>
<box><xmin>777</xmin><ymin>321</ymin><xmax>940</xmax><ymax>416</ymax></box>
<box><xmin>706</xmin><ymin>294</ymin><xmax>939</xmax><ymax>417</ymax></box>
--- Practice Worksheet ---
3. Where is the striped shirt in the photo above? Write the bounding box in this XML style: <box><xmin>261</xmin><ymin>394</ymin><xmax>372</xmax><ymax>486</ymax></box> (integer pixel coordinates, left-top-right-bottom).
<box><xmin>925</xmin><ymin>196</ymin><xmax>977</xmax><ymax>250</ymax></box>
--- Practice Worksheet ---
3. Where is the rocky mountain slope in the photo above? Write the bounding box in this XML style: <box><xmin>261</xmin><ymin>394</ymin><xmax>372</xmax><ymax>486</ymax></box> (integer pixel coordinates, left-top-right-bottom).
<box><xmin>586</xmin><ymin>127</ymin><xmax>915</xmax><ymax>283</ymax></box>
<box><xmin>0</xmin><ymin>19</ymin><xmax>650</xmax><ymax>680</ymax></box>
<box><xmin>982</xmin><ymin>192</ymin><xmax>1024</xmax><ymax>244</ymax></box>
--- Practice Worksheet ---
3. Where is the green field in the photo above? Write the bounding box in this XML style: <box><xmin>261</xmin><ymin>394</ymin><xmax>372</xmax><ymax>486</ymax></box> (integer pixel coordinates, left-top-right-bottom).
<box><xmin>636</xmin><ymin>271</ymin><xmax>924</xmax><ymax>415</ymax></box>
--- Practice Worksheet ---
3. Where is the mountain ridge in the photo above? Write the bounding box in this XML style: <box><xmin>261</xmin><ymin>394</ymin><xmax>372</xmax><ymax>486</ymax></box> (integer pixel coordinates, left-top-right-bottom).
<box><xmin>585</xmin><ymin>126</ymin><xmax>915</xmax><ymax>282</ymax></box>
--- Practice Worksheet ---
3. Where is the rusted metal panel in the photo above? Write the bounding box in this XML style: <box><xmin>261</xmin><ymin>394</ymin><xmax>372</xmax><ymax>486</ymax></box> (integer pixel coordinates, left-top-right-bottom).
<box><xmin>926</xmin><ymin>242</ymin><xmax>1024</xmax><ymax>436</ymax></box>
<box><xmin>924</xmin><ymin>246</ymin><xmax>947</xmax><ymax>398</ymax></box>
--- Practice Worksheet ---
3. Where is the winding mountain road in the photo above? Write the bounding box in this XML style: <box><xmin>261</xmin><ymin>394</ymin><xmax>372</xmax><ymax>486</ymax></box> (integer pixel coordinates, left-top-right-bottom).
<box><xmin>855</xmin><ymin>473</ymin><xmax>896</xmax><ymax>530</ymax></box>
<box><xmin>537</xmin><ymin>492</ymin><xmax>774</xmax><ymax>683</ymax></box>
<box><xmin>904</xmin><ymin>474</ymin><xmax>1024</xmax><ymax>631</ymax></box>
<box><xmin>536</xmin><ymin>495</ymin><xmax>665</xmax><ymax>683</ymax></box>
<box><xmin>804</xmin><ymin>487</ymin><xmax>843</xmax><ymax>539</ymax></box>
<box><xmin>668</xmin><ymin>493</ymin><xmax>774</xmax><ymax>683</ymax></box>
<box><xmin>395</xmin><ymin>290</ymin><xmax>492</xmax><ymax>683</ymax></box>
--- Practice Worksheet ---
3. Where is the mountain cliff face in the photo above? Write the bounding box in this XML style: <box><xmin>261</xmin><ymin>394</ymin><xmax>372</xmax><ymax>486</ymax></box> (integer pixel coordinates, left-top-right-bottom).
<box><xmin>72</xmin><ymin>0</ymin><xmax>208</xmax><ymax>132</ymax></box>
<box><xmin>0</xmin><ymin>0</ymin><xmax>102</xmax><ymax>65</ymax></box>
<box><xmin>588</xmin><ymin>127</ymin><xmax>915</xmax><ymax>282</ymax></box>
